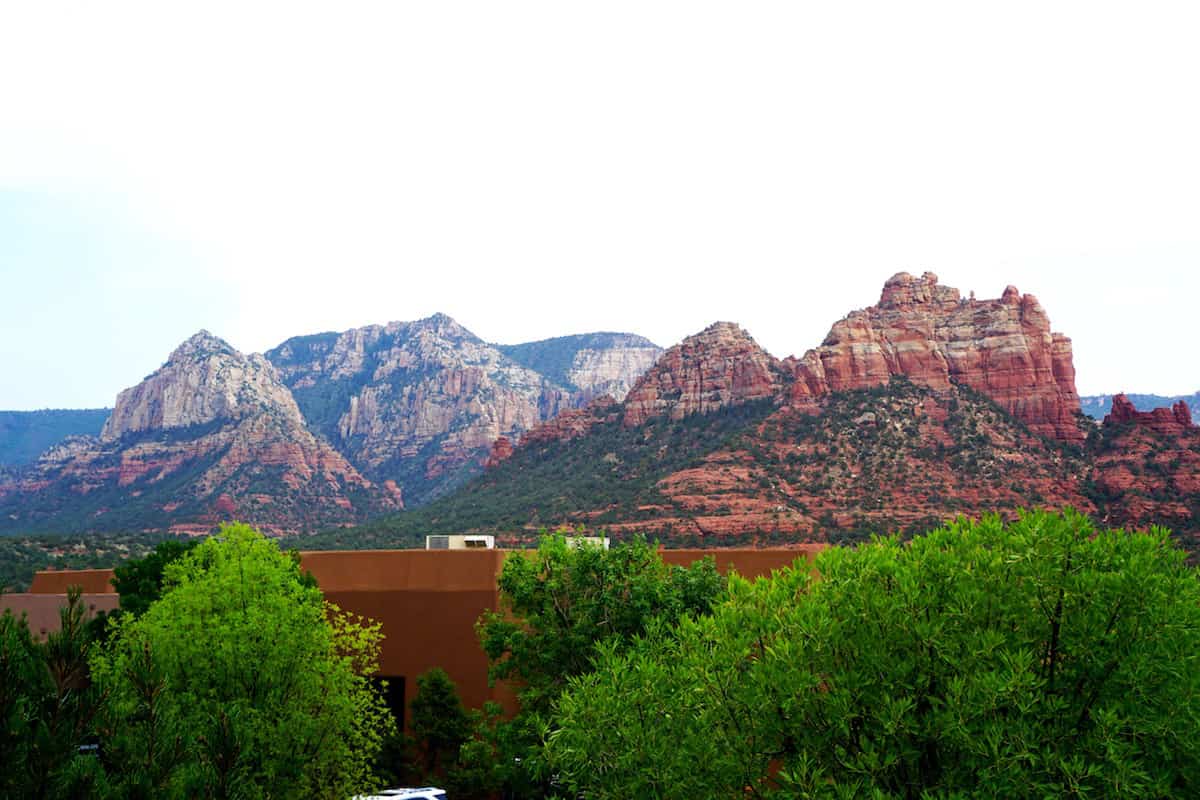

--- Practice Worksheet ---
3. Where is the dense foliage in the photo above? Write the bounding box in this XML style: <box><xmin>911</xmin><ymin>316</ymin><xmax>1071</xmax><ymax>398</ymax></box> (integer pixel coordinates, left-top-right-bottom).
<box><xmin>91</xmin><ymin>524</ymin><xmax>393</xmax><ymax>799</ymax></box>
<box><xmin>463</xmin><ymin>535</ymin><xmax>727</xmax><ymax>795</ymax></box>
<box><xmin>408</xmin><ymin>668</ymin><xmax>471</xmax><ymax>776</ymax></box>
<box><xmin>301</xmin><ymin>398</ymin><xmax>777</xmax><ymax>550</ymax></box>
<box><xmin>547</xmin><ymin>511</ymin><xmax>1200</xmax><ymax>798</ymax></box>
<box><xmin>109</xmin><ymin>539</ymin><xmax>199</xmax><ymax>617</ymax></box>
<box><xmin>0</xmin><ymin>589</ymin><xmax>104</xmax><ymax>799</ymax></box>
<box><xmin>0</xmin><ymin>524</ymin><xmax>393</xmax><ymax>800</ymax></box>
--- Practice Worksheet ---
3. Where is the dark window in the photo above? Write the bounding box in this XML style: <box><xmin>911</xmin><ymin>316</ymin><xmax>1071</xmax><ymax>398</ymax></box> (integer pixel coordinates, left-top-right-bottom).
<box><xmin>372</xmin><ymin>675</ymin><xmax>406</xmax><ymax>729</ymax></box>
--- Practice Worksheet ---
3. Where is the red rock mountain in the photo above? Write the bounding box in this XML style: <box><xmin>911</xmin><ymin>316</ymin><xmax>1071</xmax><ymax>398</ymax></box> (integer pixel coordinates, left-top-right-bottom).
<box><xmin>785</xmin><ymin>272</ymin><xmax>1083</xmax><ymax>442</ymax></box>
<box><xmin>449</xmin><ymin>274</ymin><xmax>1200</xmax><ymax>551</ymax></box>
<box><xmin>622</xmin><ymin>323</ymin><xmax>784</xmax><ymax>427</ymax></box>
<box><xmin>1091</xmin><ymin>393</ymin><xmax>1200</xmax><ymax>533</ymax></box>
<box><xmin>513</xmin><ymin>273</ymin><xmax>1086</xmax><ymax>451</ymax></box>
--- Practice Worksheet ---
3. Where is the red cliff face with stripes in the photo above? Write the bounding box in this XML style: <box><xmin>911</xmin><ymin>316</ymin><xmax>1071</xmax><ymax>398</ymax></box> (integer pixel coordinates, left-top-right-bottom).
<box><xmin>572</xmin><ymin>273</ymin><xmax>1086</xmax><ymax>443</ymax></box>
<box><xmin>621</xmin><ymin>322</ymin><xmax>784</xmax><ymax>428</ymax></box>
<box><xmin>785</xmin><ymin>272</ymin><xmax>1084</xmax><ymax>443</ymax></box>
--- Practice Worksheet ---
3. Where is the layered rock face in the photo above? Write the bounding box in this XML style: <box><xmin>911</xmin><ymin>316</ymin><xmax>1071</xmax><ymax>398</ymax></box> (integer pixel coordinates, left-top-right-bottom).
<box><xmin>785</xmin><ymin>272</ymin><xmax>1084</xmax><ymax>443</ymax></box>
<box><xmin>497</xmin><ymin>333</ymin><xmax>662</xmax><ymax>403</ymax></box>
<box><xmin>0</xmin><ymin>332</ymin><xmax>392</xmax><ymax>535</ymax></box>
<box><xmin>622</xmin><ymin>323</ymin><xmax>784</xmax><ymax>427</ymax></box>
<box><xmin>266</xmin><ymin>314</ymin><xmax>575</xmax><ymax>504</ymax></box>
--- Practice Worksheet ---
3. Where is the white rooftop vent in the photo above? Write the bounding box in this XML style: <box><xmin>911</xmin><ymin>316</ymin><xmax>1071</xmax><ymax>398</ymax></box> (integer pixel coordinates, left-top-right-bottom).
<box><xmin>425</xmin><ymin>534</ymin><xmax>496</xmax><ymax>550</ymax></box>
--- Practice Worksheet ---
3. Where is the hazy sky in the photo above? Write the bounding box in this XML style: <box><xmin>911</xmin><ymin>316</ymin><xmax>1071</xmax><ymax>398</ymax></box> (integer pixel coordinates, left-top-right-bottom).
<box><xmin>2</xmin><ymin>2</ymin><xmax>1197</xmax><ymax>409</ymax></box>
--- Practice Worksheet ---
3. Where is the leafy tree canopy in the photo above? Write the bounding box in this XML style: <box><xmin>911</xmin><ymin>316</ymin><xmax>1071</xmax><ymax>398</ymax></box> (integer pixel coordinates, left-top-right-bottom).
<box><xmin>479</xmin><ymin>533</ymin><xmax>727</xmax><ymax>717</ymax></box>
<box><xmin>111</xmin><ymin>539</ymin><xmax>199</xmax><ymax>617</ymax></box>
<box><xmin>548</xmin><ymin>511</ymin><xmax>1200</xmax><ymax>799</ymax></box>
<box><xmin>90</xmin><ymin>522</ymin><xmax>393</xmax><ymax>800</ymax></box>
<box><xmin>470</xmin><ymin>533</ymin><xmax>727</xmax><ymax>795</ymax></box>
<box><xmin>409</xmin><ymin>668</ymin><xmax>471</xmax><ymax>777</ymax></box>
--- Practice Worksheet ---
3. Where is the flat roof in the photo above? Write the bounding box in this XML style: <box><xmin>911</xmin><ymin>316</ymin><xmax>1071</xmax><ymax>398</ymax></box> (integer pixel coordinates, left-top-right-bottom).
<box><xmin>29</xmin><ymin>568</ymin><xmax>116</xmax><ymax>594</ymax></box>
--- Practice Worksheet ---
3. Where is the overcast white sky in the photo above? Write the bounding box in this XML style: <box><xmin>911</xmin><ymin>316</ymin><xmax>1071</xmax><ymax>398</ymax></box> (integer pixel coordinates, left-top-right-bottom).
<box><xmin>1</xmin><ymin>1</ymin><xmax>1197</xmax><ymax>409</ymax></box>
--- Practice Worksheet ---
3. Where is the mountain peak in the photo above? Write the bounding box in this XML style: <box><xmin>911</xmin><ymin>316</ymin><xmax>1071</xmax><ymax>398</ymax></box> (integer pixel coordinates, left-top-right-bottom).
<box><xmin>879</xmin><ymin>271</ymin><xmax>961</xmax><ymax>309</ymax></box>
<box><xmin>102</xmin><ymin>335</ymin><xmax>299</xmax><ymax>441</ymax></box>
<box><xmin>169</xmin><ymin>329</ymin><xmax>236</xmax><ymax>362</ymax></box>
<box><xmin>623</xmin><ymin>321</ymin><xmax>781</xmax><ymax>427</ymax></box>
<box><xmin>791</xmin><ymin>274</ymin><xmax>1083</xmax><ymax>442</ymax></box>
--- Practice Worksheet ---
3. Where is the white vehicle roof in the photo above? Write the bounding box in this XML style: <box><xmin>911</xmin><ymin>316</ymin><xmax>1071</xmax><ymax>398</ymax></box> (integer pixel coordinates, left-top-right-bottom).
<box><xmin>353</xmin><ymin>788</ymin><xmax>446</xmax><ymax>800</ymax></box>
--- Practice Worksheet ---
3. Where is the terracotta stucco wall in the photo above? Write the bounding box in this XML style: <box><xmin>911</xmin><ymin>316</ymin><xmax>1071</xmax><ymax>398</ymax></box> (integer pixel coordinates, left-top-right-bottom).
<box><xmin>24</xmin><ymin>545</ymin><xmax>827</xmax><ymax>720</ymax></box>
<box><xmin>29</xmin><ymin>568</ymin><xmax>116</xmax><ymax>594</ymax></box>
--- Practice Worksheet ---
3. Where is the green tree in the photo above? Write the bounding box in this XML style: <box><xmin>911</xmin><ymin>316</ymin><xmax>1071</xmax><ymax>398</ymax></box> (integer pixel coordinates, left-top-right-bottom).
<box><xmin>110</xmin><ymin>539</ymin><xmax>198</xmax><ymax>617</ymax></box>
<box><xmin>479</xmin><ymin>533</ymin><xmax>725</xmax><ymax>716</ymax></box>
<box><xmin>548</xmin><ymin>511</ymin><xmax>1200</xmax><ymax>799</ymax></box>
<box><xmin>409</xmin><ymin>668</ymin><xmax>471</xmax><ymax>777</ymax></box>
<box><xmin>474</xmin><ymin>533</ymin><xmax>726</xmax><ymax>793</ymax></box>
<box><xmin>0</xmin><ymin>589</ymin><xmax>107</xmax><ymax>800</ymax></box>
<box><xmin>90</xmin><ymin>522</ymin><xmax>393</xmax><ymax>800</ymax></box>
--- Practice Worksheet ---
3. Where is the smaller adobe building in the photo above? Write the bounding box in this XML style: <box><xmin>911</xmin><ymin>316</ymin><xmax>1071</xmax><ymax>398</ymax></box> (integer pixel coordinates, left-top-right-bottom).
<box><xmin>4</xmin><ymin>545</ymin><xmax>824</xmax><ymax>725</ymax></box>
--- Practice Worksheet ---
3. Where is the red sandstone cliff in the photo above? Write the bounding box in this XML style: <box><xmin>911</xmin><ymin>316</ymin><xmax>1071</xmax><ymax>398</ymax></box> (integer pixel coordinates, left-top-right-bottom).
<box><xmin>784</xmin><ymin>272</ymin><xmax>1084</xmax><ymax>442</ymax></box>
<box><xmin>622</xmin><ymin>322</ymin><xmax>784</xmax><ymax>427</ymax></box>
<box><xmin>1105</xmin><ymin>393</ymin><xmax>1194</xmax><ymax>436</ymax></box>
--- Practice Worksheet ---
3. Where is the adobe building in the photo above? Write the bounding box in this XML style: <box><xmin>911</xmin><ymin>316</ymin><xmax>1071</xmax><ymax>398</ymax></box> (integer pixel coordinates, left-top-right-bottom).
<box><xmin>3</xmin><ymin>545</ymin><xmax>824</xmax><ymax>726</ymax></box>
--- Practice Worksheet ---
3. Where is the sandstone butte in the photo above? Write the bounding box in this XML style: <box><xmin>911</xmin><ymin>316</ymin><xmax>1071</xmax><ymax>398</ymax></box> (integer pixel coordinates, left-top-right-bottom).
<box><xmin>512</xmin><ymin>272</ymin><xmax>1086</xmax><ymax>451</ymax></box>
<box><xmin>784</xmin><ymin>272</ymin><xmax>1084</xmax><ymax>443</ymax></box>
<box><xmin>483</xmin><ymin>273</ymin><xmax>1200</xmax><ymax>543</ymax></box>
<box><xmin>1092</xmin><ymin>393</ymin><xmax>1200</xmax><ymax>531</ymax></box>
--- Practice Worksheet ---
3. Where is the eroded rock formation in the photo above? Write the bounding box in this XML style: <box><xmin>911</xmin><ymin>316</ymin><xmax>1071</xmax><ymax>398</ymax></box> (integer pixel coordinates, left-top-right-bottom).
<box><xmin>622</xmin><ymin>322</ymin><xmax>784</xmax><ymax>427</ymax></box>
<box><xmin>0</xmin><ymin>331</ymin><xmax>392</xmax><ymax>534</ymax></box>
<box><xmin>266</xmin><ymin>314</ymin><xmax>576</xmax><ymax>504</ymax></box>
<box><xmin>785</xmin><ymin>272</ymin><xmax>1084</xmax><ymax>442</ymax></box>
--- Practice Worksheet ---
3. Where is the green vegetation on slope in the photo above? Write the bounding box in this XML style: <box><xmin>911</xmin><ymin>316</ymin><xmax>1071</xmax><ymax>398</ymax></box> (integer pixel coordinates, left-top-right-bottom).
<box><xmin>0</xmin><ymin>531</ymin><xmax>187</xmax><ymax>592</ymax></box>
<box><xmin>299</xmin><ymin>398</ymin><xmax>778</xmax><ymax>550</ymax></box>
<box><xmin>301</xmin><ymin>377</ymin><xmax>1094</xmax><ymax>551</ymax></box>
<box><xmin>0</xmin><ymin>409</ymin><xmax>110</xmax><ymax>465</ymax></box>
